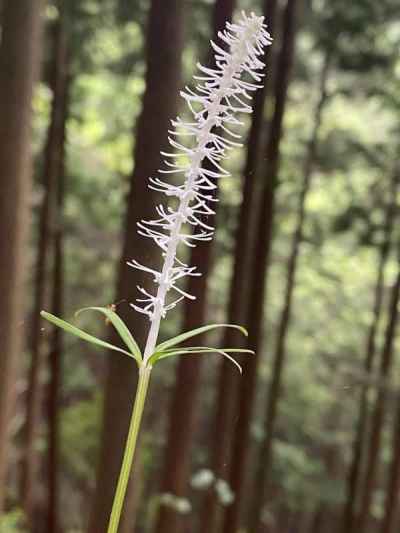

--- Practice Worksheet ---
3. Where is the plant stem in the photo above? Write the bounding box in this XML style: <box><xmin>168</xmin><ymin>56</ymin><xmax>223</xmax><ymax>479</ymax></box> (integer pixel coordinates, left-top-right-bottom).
<box><xmin>107</xmin><ymin>364</ymin><xmax>152</xmax><ymax>533</ymax></box>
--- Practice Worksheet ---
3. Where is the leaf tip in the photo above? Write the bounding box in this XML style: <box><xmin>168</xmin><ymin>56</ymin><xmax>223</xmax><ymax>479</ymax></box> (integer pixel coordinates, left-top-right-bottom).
<box><xmin>240</xmin><ymin>326</ymin><xmax>248</xmax><ymax>337</ymax></box>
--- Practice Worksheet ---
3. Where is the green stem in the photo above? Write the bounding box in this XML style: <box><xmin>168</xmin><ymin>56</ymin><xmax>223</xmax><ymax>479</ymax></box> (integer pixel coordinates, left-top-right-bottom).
<box><xmin>107</xmin><ymin>364</ymin><xmax>152</xmax><ymax>533</ymax></box>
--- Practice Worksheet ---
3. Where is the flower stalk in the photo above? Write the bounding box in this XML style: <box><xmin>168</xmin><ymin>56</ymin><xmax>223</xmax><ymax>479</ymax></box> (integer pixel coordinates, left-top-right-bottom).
<box><xmin>107</xmin><ymin>364</ymin><xmax>152</xmax><ymax>533</ymax></box>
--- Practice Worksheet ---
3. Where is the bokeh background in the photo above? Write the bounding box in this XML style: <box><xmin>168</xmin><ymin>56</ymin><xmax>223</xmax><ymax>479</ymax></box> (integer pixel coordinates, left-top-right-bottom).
<box><xmin>0</xmin><ymin>0</ymin><xmax>400</xmax><ymax>532</ymax></box>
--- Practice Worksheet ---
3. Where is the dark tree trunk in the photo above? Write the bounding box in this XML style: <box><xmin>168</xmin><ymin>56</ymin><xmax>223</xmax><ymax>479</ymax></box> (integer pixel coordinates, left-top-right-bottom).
<box><xmin>88</xmin><ymin>1</ymin><xmax>184</xmax><ymax>531</ymax></box>
<box><xmin>342</xmin><ymin>172</ymin><xmax>399</xmax><ymax>533</ymax></box>
<box><xmin>20</xmin><ymin>13</ymin><xmax>69</xmax><ymax>525</ymax></box>
<box><xmin>46</xmin><ymin>18</ymin><xmax>70</xmax><ymax>533</ymax></box>
<box><xmin>381</xmin><ymin>394</ymin><xmax>400</xmax><ymax>533</ymax></box>
<box><xmin>47</xmin><ymin>176</ymin><xmax>64</xmax><ymax>533</ymax></box>
<box><xmin>248</xmin><ymin>49</ymin><xmax>331</xmax><ymax>533</ymax></box>
<box><xmin>221</xmin><ymin>2</ymin><xmax>299</xmax><ymax>531</ymax></box>
<box><xmin>0</xmin><ymin>0</ymin><xmax>42</xmax><ymax>512</ymax></box>
<box><xmin>309</xmin><ymin>506</ymin><xmax>328</xmax><ymax>533</ymax></box>
<box><xmin>199</xmin><ymin>3</ymin><xmax>278</xmax><ymax>532</ymax></box>
<box><xmin>357</xmin><ymin>252</ymin><xmax>400</xmax><ymax>532</ymax></box>
<box><xmin>152</xmin><ymin>4</ymin><xmax>237</xmax><ymax>533</ymax></box>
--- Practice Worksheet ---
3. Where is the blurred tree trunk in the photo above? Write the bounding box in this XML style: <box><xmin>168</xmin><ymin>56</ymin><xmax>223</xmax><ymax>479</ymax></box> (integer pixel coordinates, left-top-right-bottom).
<box><xmin>152</xmin><ymin>4</ymin><xmax>236</xmax><ymax>533</ymax></box>
<box><xmin>45</xmin><ymin>16</ymin><xmax>70</xmax><ymax>533</ymax></box>
<box><xmin>221</xmin><ymin>1</ymin><xmax>299</xmax><ymax>532</ymax></box>
<box><xmin>0</xmin><ymin>0</ymin><xmax>42</xmax><ymax>513</ymax></box>
<box><xmin>87</xmin><ymin>1</ymin><xmax>184</xmax><ymax>531</ymax></box>
<box><xmin>46</xmin><ymin>170</ymin><xmax>64</xmax><ymax>533</ymax></box>
<box><xmin>357</xmin><ymin>250</ymin><xmax>400</xmax><ymax>532</ymax></box>
<box><xmin>342</xmin><ymin>171</ymin><xmax>399</xmax><ymax>533</ymax></box>
<box><xmin>199</xmin><ymin>2</ymin><xmax>278</xmax><ymax>532</ymax></box>
<box><xmin>247</xmin><ymin>48</ymin><xmax>331</xmax><ymax>533</ymax></box>
<box><xmin>310</xmin><ymin>506</ymin><xmax>335</xmax><ymax>533</ymax></box>
<box><xmin>20</xmin><ymin>13</ymin><xmax>69</xmax><ymax>526</ymax></box>
<box><xmin>309</xmin><ymin>506</ymin><xmax>328</xmax><ymax>533</ymax></box>
<box><xmin>381</xmin><ymin>391</ymin><xmax>400</xmax><ymax>533</ymax></box>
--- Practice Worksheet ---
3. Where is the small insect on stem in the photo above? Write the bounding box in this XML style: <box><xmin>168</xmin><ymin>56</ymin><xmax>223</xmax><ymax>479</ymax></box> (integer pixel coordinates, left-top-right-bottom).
<box><xmin>105</xmin><ymin>300</ymin><xmax>126</xmax><ymax>325</ymax></box>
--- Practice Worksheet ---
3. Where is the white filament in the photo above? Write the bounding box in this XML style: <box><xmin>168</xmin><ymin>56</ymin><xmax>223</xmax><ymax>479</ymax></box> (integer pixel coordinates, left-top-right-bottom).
<box><xmin>128</xmin><ymin>11</ymin><xmax>272</xmax><ymax>361</ymax></box>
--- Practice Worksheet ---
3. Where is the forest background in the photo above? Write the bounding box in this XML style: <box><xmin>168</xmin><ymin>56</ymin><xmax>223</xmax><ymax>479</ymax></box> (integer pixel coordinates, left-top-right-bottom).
<box><xmin>0</xmin><ymin>0</ymin><xmax>400</xmax><ymax>532</ymax></box>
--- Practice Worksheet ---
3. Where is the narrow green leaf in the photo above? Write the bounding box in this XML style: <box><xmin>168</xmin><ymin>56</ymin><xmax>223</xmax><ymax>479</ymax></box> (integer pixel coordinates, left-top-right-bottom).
<box><xmin>75</xmin><ymin>306</ymin><xmax>142</xmax><ymax>362</ymax></box>
<box><xmin>40</xmin><ymin>311</ymin><xmax>137</xmax><ymax>362</ymax></box>
<box><xmin>160</xmin><ymin>347</ymin><xmax>254</xmax><ymax>355</ymax></box>
<box><xmin>149</xmin><ymin>346</ymin><xmax>245</xmax><ymax>373</ymax></box>
<box><xmin>155</xmin><ymin>323</ymin><xmax>248</xmax><ymax>353</ymax></box>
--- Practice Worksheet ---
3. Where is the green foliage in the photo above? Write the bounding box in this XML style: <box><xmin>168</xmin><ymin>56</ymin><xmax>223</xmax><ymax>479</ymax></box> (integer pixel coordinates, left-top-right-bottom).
<box><xmin>60</xmin><ymin>394</ymin><xmax>102</xmax><ymax>483</ymax></box>
<box><xmin>40</xmin><ymin>310</ymin><xmax>139</xmax><ymax>361</ymax></box>
<box><xmin>41</xmin><ymin>308</ymin><xmax>249</xmax><ymax>372</ymax></box>
<box><xmin>0</xmin><ymin>510</ymin><xmax>26</xmax><ymax>533</ymax></box>
<box><xmin>76</xmin><ymin>306</ymin><xmax>142</xmax><ymax>360</ymax></box>
<box><xmin>152</xmin><ymin>324</ymin><xmax>250</xmax><ymax>372</ymax></box>
<box><xmin>150</xmin><ymin>346</ymin><xmax>252</xmax><ymax>373</ymax></box>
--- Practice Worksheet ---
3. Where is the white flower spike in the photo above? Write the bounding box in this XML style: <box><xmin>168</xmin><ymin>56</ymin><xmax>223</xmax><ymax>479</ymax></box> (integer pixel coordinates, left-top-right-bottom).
<box><xmin>129</xmin><ymin>11</ymin><xmax>272</xmax><ymax>361</ymax></box>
